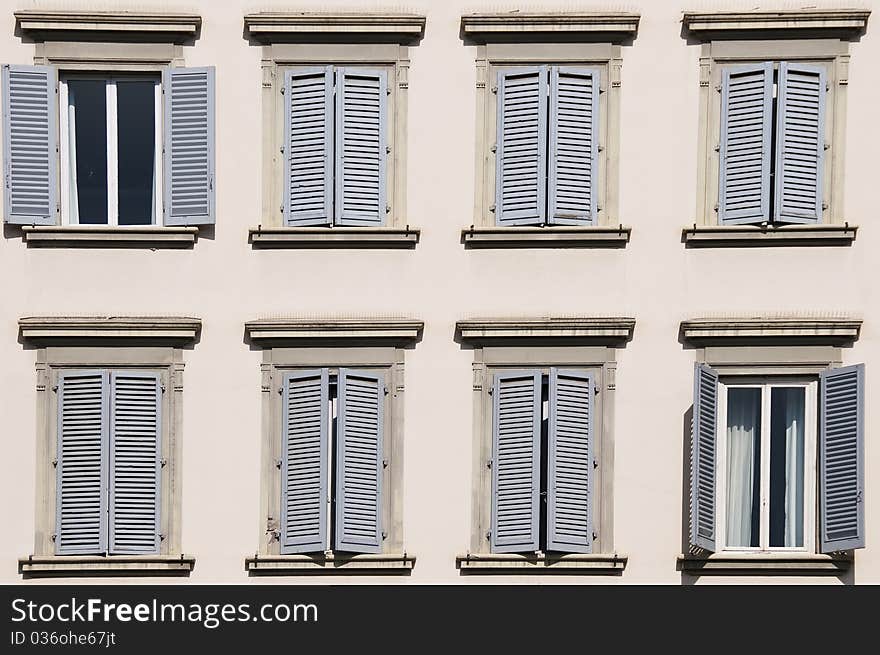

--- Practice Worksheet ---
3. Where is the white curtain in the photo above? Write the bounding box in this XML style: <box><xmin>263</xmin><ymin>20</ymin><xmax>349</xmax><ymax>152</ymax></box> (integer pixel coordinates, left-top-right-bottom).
<box><xmin>726</xmin><ymin>390</ymin><xmax>760</xmax><ymax>547</ymax></box>
<box><xmin>66</xmin><ymin>84</ymin><xmax>80</xmax><ymax>224</ymax></box>
<box><xmin>782</xmin><ymin>389</ymin><xmax>805</xmax><ymax>547</ymax></box>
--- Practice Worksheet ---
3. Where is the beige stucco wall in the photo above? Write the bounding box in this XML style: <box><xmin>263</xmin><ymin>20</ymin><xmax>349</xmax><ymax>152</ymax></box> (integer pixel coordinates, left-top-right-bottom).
<box><xmin>0</xmin><ymin>0</ymin><xmax>877</xmax><ymax>584</ymax></box>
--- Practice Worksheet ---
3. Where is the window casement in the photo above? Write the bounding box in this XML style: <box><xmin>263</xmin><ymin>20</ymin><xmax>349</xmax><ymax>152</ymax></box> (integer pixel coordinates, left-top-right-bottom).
<box><xmin>690</xmin><ymin>363</ymin><xmax>865</xmax><ymax>556</ymax></box>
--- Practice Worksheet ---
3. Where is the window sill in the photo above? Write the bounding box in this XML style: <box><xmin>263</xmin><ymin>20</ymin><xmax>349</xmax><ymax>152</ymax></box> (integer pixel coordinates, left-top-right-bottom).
<box><xmin>21</xmin><ymin>226</ymin><xmax>198</xmax><ymax>248</ymax></box>
<box><xmin>249</xmin><ymin>226</ymin><xmax>419</xmax><ymax>249</ymax></box>
<box><xmin>245</xmin><ymin>553</ymin><xmax>415</xmax><ymax>575</ymax></box>
<box><xmin>455</xmin><ymin>552</ymin><xmax>627</xmax><ymax>574</ymax></box>
<box><xmin>677</xmin><ymin>553</ymin><xmax>853</xmax><ymax>575</ymax></box>
<box><xmin>682</xmin><ymin>224</ymin><xmax>857</xmax><ymax>247</ymax></box>
<box><xmin>18</xmin><ymin>555</ymin><xmax>196</xmax><ymax>578</ymax></box>
<box><xmin>461</xmin><ymin>225</ymin><xmax>630</xmax><ymax>248</ymax></box>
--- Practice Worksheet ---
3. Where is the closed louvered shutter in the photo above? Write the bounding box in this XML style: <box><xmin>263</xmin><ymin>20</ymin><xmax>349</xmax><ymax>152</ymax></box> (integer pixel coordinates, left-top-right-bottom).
<box><xmin>547</xmin><ymin>369</ymin><xmax>593</xmax><ymax>553</ymax></box>
<box><xmin>548</xmin><ymin>67</ymin><xmax>599</xmax><ymax>226</ymax></box>
<box><xmin>2</xmin><ymin>64</ymin><xmax>57</xmax><ymax>225</ymax></box>
<box><xmin>163</xmin><ymin>66</ymin><xmax>215</xmax><ymax>225</ymax></box>
<box><xmin>495</xmin><ymin>67</ymin><xmax>548</xmax><ymax>226</ymax></box>
<box><xmin>690</xmin><ymin>363</ymin><xmax>718</xmax><ymax>552</ymax></box>
<box><xmin>335</xmin><ymin>369</ymin><xmax>384</xmax><ymax>553</ymax></box>
<box><xmin>109</xmin><ymin>372</ymin><xmax>161</xmax><ymax>554</ymax></box>
<box><xmin>491</xmin><ymin>371</ymin><xmax>541</xmax><ymax>553</ymax></box>
<box><xmin>774</xmin><ymin>63</ymin><xmax>826</xmax><ymax>224</ymax></box>
<box><xmin>281</xmin><ymin>370</ymin><xmax>330</xmax><ymax>554</ymax></box>
<box><xmin>56</xmin><ymin>371</ymin><xmax>108</xmax><ymax>555</ymax></box>
<box><xmin>718</xmin><ymin>63</ymin><xmax>773</xmax><ymax>225</ymax></box>
<box><xmin>820</xmin><ymin>364</ymin><xmax>865</xmax><ymax>552</ymax></box>
<box><xmin>284</xmin><ymin>68</ymin><xmax>333</xmax><ymax>226</ymax></box>
<box><xmin>334</xmin><ymin>69</ymin><xmax>386</xmax><ymax>226</ymax></box>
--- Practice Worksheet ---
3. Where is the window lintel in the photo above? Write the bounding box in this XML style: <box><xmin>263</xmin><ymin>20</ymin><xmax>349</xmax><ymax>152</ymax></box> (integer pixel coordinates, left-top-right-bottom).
<box><xmin>15</xmin><ymin>10</ymin><xmax>201</xmax><ymax>43</ymax></box>
<box><xmin>683</xmin><ymin>10</ymin><xmax>869</xmax><ymax>39</ymax></box>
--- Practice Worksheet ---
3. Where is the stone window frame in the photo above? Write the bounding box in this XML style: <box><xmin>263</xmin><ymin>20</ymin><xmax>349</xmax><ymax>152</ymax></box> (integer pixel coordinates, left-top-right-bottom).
<box><xmin>243</xmin><ymin>318</ymin><xmax>422</xmax><ymax>574</ymax></box>
<box><xmin>682</xmin><ymin>10</ymin><xmax>870</xmax><ymax>248</ymax></box>
<box><xmin>461</xmin><ymin>13</ymin><xmax>639</xmax><ymax>249</ymax></box>
<box><xmin>455</xmin><ymin>317</ymin><xmax>634</xmax><ymax>574</ymax></box>
<box><xmin>17</xmin><ymin>316</ymin><xmax>200</xmax><ymax>577</ymax></box>
<box><xmin>244</xmin><ymin>13</ymin><xmax>425</xmax><ymax>249</ymax></box>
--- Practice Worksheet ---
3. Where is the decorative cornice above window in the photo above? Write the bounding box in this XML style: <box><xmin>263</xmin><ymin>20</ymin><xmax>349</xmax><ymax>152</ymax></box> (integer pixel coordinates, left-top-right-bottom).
<box><xmin>243</xmin><ymin>13</ymin><xmax>426</xmax><ymax>43</ymax></box>
<box><xmin>682</xmin><ymin>10</ymin><xmax>870</xmax><ymax>38</ymax></box>
<box><xmin>19</xmin><ymin>316</ymin><xmax>202</xmax><ymax>342</ymax></box>
<box><xmin>245</xmin><ymin>318</ymin><xmax>424</xmax><ymax>343</ymax></box>
<box><xmin>680</xmin><ymin>317</ymin><xmax>862</xmax><ymax>344</ymax></box>
<box><xmin>14</xmin><ymin>11</ymin><xmax>202</xmax><ymax>42</ymax></box>
<box><xmin>456</xmin><ymin>317</ymin><xmax>635</xmax><ymax>343</ymax></box>
<box><xmin>460</xmin><ymin>12</ymin><xmax>639</xmax><ymax>41</ymax></box>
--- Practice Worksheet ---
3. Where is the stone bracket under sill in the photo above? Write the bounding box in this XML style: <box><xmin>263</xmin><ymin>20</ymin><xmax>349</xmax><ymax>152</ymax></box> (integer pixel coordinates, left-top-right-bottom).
<box><xmin>682</xmin><ymin>224</ymin><xmax>856</xmax><ymax>247</ymax></box>
<box><xmin>249</xmin><ymin>226</ymin><xmax>419</xmax><ymax>248</ymax></box>
<box><xmin>19</xmin><ymin>555</ymin><xmax>196</xmax><ymax>577</ymax></box>
<box><xmin>456</xmin><ymin>553</ymin><xmax>627</xmax><ymax>573</ymax></box>
<box><xmin>22</xmin><ymin>226</ymin><xmax>198</xmax><ymax>248</ymax></box>
<box><xmin>245</xmin><ymin>553</ymin><xmax>415</xmax><ymax>574</ymax></box>
<box><xmin>677</xmin><ymin>554</ymin><xmax>853</xmax><ymax>575</ymax></box>
<box><xmin>462</xmin><ymin>225</ymin><xmax>631</xmax><ymax>248</ymax></box>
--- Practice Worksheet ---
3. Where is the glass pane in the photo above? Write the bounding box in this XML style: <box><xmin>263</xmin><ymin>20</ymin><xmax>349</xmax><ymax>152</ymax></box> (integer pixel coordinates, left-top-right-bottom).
<box><xmin>770</xmin><ymin>387</ymin><xmax>806</xmax><ymax>547</ymax></box>
<box><xmin>117</xmin><ymin>80</ymin><xmax>156</xmax><ymax>225</ymax></box>
<box><xmin>67</xmin><ymin>80</ymin><xmax>107</xmax><ymax>224</ymax></box>
<box><xmin>725</xmin><ymin>388</ymin><xmax>761</xmax><ymax>548</ymax></box>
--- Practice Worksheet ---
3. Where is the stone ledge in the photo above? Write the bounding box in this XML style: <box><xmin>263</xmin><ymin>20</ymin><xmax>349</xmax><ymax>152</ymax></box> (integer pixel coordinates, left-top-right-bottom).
<box><xmin>457</xmin><ymin>317</ymin><xmax>635</xmax><ymax>343</ymax></box>
<box><xmin>682</xmin><ymin>10</ymin><xmax>870</xmax><ymax>36</ymax></box>
<box><xmin>22</xmin><ymin>226</ymin><xmax>198</xmax><ymax>248</ymax></box>
<box><xmin>461</xmin><ymin>12</ymin><xmax>639</xmax><ymax>39</ymax></box>
<box><xmin>249</xmin><ymin>227</ymin><xmax>419</xmax><ymax>249</ymax></box>
<box><xmin>456</xmin><ymin>553</ymin><xmax>627</xmax><ymax>573</ymax></box>
<box><xmin>15</xmin><ymin>11</ymin><xmax>201</xmax><ymax>40</ymax></box>
<box><xmin>19</xmin><ymin>316</ymin><xmax>202</xmax><ymax>342</ymax></box>
<box><xmin>19</xmin><ymin>555</ymin><xmax>195</xmax><ymax>577</ymax></box>
<box><xmin>677</xmin><ymin>553</ymin><xmax>852</xmax><ymax>575</ymax></box>
<box><xmin>462</xmin><ymin>226</ymin><xmax>630</xmax><ymax>248</ymax></box>
<box><xmin>682</xmin><ymin>224</ymin><xmax>856</xmax><ymax>247</ymax></box>
<box><xmin>246</xmin><ymin>553</ymin><xmax>414</xmax><ymax>574</ymax></box>
<box><xmin>245</xmin><ymin>318</ymin><xmax>423</xmax><ymax>342</ymax></box>
<box><xmin>244</xmin><ymin>13</ymin><xmax>425</xmax><ymax>43</ymax></box>
<box><xmin>680</xmin><ymin>317</ymin><xmax>861</xmax><ymax>343</ymax></box>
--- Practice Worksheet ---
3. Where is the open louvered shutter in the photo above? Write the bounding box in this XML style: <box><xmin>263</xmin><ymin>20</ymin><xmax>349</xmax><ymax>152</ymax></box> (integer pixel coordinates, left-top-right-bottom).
<box><xmin>334</xmin><ymin>68</ymin><xmax>387</xmax><ymax>226</ymax></box>
<box><xmin>495</xmin><ymin>67</ymin><xmax>548</xmax><ymax>226</ymax></box>
<box><xmin>491</xmin><ymin>371</ymin><xmax>541</xmax><ymax>553</ymax></box>
<box><xmin>2</xmin><ymin>64</ymin><xmax>57</xmax><ymax>225</ymax></box>
<box><xmin>109</xmin><ymin>372</ymin><xmax>161</xmax><ymax>554</ymax></box>
<box><xmin>56</xmin><ymin>371</ymin><xmax>108</xmax><ymax>555</ymax></box>
<box><xmin>547</xmin><ymin>369</ymin><xmax>593</xmax><ymax>553</ymax></box>
<box><xmin>774</xmin><ymin>63</ymin><xmax>826</xmax><ymax>224</ymax></box>
<box><xmin>335</xmin><ymin>369</ymin><xmax>384</xmax><ymax>553</ymax></box>
<box><xmin>281</xmin><ymin>370</ymin><xmax>329</xmax><ymax>554</ymax></box>
<box><xmin>820</xmin><ymin>364</ymin><xmax>865</xmax><ymax>552</ymax></box>
<box><xmin>690</xmin><ymin>363</ymin><xmax>718</xmax><ymax>552</ymax></box>
<box><xmin>718</xmin><ymin>63</ymin><xmax>772</xmax><ymax>225</ymax></box>
<box><xmin>284</xmin><ymin>68</ymin><xmax>333</xmax><ymax>226</ymax></box>
<box><xmin>548</xmin><ymin>67</ymin><xmax>598</xmax><ymax>226</ymax></box>
<box><xmin>163</xmin><ymin>66</ymin><xmax>215</xmax><ymax>225</ymax></box>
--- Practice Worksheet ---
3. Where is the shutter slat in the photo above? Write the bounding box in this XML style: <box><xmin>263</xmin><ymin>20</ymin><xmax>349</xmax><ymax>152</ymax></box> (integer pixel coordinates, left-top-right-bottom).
<box><xmin>820</xmin><ymin>364</ymin><xmax>865</xmax><ymax>552</ymax></box>
<box><xmin>547</xmin><ymin>369</ymin><xmax>593</xmax><ymax>553</ymax></box>
<box><xmin>690</xmin><ymin>363</ymin><xmax>718</xmax><ymax>552</ymax></box>
<box><xmin>163</xmin><ymin>67</ymin><xmax>215</xmax><ymax>225</ymax></box>
<box><xmin>719</xmin><ymin>63</ymin><xmax>772</xmax><ymax>225</ymax></box>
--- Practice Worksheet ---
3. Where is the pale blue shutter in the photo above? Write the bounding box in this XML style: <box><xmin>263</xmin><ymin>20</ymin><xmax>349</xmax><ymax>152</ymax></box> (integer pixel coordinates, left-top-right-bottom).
<box><xmin>495</xmin><ymin>67</ymin><xmax>548</xmax><ymax>226</ymax></box>
<box><xmin>109</xmin><ymin>372</ymin><xmax>161</xmax><ymax>554</ymax></box>
<box><xmin>491</xmin><ymin>371</ymin><xmax>541</xmax><ymax>553</ymax></box>
<box><xmin>284</xmin><ymin>68</ymin><xmax>333</xmax><ymax>226</ymax></box>
<box><xmin>334</xmin><ymin>68</ymin><xmax>387</xmax><ymax>226</ymax></box>
<box><xmin>690</xmin><ymin>363</ymin><xmax>718</xmax><ymax>552</ymax></box>
<box><xmin>2</xmin><ymin>64</ymin><xmax>57</xmax><ymax>225</ymax></box>
<box><xmin>547</xmin><ymin>369</ymin><xmax>593</xmax><ymax>553</ymax></box>
<box><xmin>820</xmin><ymin>364</ymin><xmax>865</xmax><ymax>552</ymax></box>
<box><xmin>163</xmin><ymin>66</ymin><xmax>215</xmax><ymax>225</ymax></box>
<box><xmin>335</xmin><ymin>369</ymin><xmax>384</xmax><ymax>553</ymax></box>
<box><xmin>718</xmin><ymin>63</ymin><xmax>773</xmax><ymax>225</ymax></box>
<box><xmin>281</xmin><ymin>369</ymin><xmax>330</xmax><ymax>554</ymax></box>
<box><xmin>56</xmin><ymin>371</ymin><xmax>108</xmax><ymax>555</ymax></box>
<box><xmin>548</xmin><ymin>67</ymin><xmax>599</xmax><ymax>226</ymax></box>
<box><xmin>774</xmin><ymin>63</ymin><xmax>826</xmax><ymax>224</ymax></box>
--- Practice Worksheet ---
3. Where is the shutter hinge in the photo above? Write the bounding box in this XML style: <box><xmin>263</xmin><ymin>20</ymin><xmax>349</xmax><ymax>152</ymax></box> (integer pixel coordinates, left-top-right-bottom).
<box><xmin>160</xmin><ymin>383</ymin><xmax>166</xmax><ymax>393</ymax></box>
<box><xmin>386</xmin><ymin>145</ymin><xmax>392</xmax><ymax>154</ymax></box>
<box><xmin>279</xmin><ymin>204</ymin><xmax>284</xmax><ymax>215</ymax></box>
<box><xmin>489</xmin><ymin>203</ymin><xmax>496</xmax><ymax>213</ymax></box>
<box><xmin>160</xmin><ymin>533</ymin><xmax>166</xmax><ymax>541</ymax></box>
<box><xmin>386</xmin><ymin>87</ymin><xmax>391</xmax><ymax>95</ymax></box>
<box><xmin>382</xmin><ymin>458</ymin><xmax>388</xmax><ymax>469</ymax></box>
<box><xmin>715</xmin><ymin>83</ymin><xmax>722</xmax><ymax>92</ymax></box>
<box><xmin>276</xmin><ymin>459</ymin><xmax>282</xmax><ymax>469</ymax></box>
<box><xmin>594</xmin><ymin>384</ymin><xmax>600</xmax><ymax>396</ymax></box>
<box><xmin>824</xmin><ymin>142</ymin><xmax>831</xmax><ymax>151</ymax></box>
<box><xmin>280</xmin><ymin>145</ymin><xmax>284</xmax><ymax>154</ymax></box>
<box><xmin>490</xmin><ymin>143</ymin><xmax>497</xmax><ymax>153</ymax></box>
<box><xmin>52</xmin><ymin>384</ymin><xmax>58</xmax><ymax>393</ymax></box>
<box><xmin>592</xmin><ymin>531</ymin><xmax>598</xmax><ymax>541</ymax></box>
<box><xmin>593</xmin><ymin>459</ymin><xmax>598</xmax><ymax>469</ymax></box>
<box><xmin>486</xmin><ymin>530</ymin><xmax>492</xmax><ymax>541</ymax></box>
<box><xmin>280</xmin><ymin>86</ymin><xmax>285</xmax><ymax>95</ymax></box>
<box><xmin>487</xmin><ymin>459</ymin><xmax>492</xmax><ymax>469</ymax></box>
<box><xmin>714</xmin><ymin>203</ymin><xmax>719</xmax><ymax>212</ymax></box>
<box><xmin>278</xmin><ymin>385</ymin><xmax>283</xmax><ymax>395</ymax></box>
<box><xmin>822</xmin><ymin>201</ymin><xmax>828</xmax><ymax>210</ymax></box>
<box><xmin>491</xmin><ymin>85</ymin><xmax>497</xmax><ymax>94</ymax></box>
<box><xmin>714</xmin><ymin>143</ymin><xmax>720</xmax><ymax>152</ymax></box>
<box><xmin>597</xmin><ymin>144</ymin><xmax>604</xmax><ymax>152</ymax></box>
<box><xmin>51</xmin><ymin>533</ymin><xmax>57</xmax><ymax>542</ymax></box>
<box><xmin>381</xmin><ymin>531</ymin><xmax>387</xmax><ymax>540</ymax></box>
<box><xmin>160</xmin><ymin>458</ymin><xmax>167</xmax><ymax>467</ymax></box>
<box><xmin>385</xmin><ymin>205</ymin><xmax>391</xmax><ymax>214</ymax></box>
<box><xmin>384</xmin><ymin>385</ymin><xmax>389</xmax><ymax>395</ymax></box>
<box><xmin>52</xmin><ymin>458</ymin><xmax>57</xmax><ymax>468</ymax></box>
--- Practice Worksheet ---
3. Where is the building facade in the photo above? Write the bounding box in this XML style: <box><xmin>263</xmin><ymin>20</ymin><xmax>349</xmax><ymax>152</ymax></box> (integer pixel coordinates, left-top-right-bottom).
<box><xmin>0</xmin><ymin>0</ymin><xmax>877</xmax><ymax>584</ymax></box>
